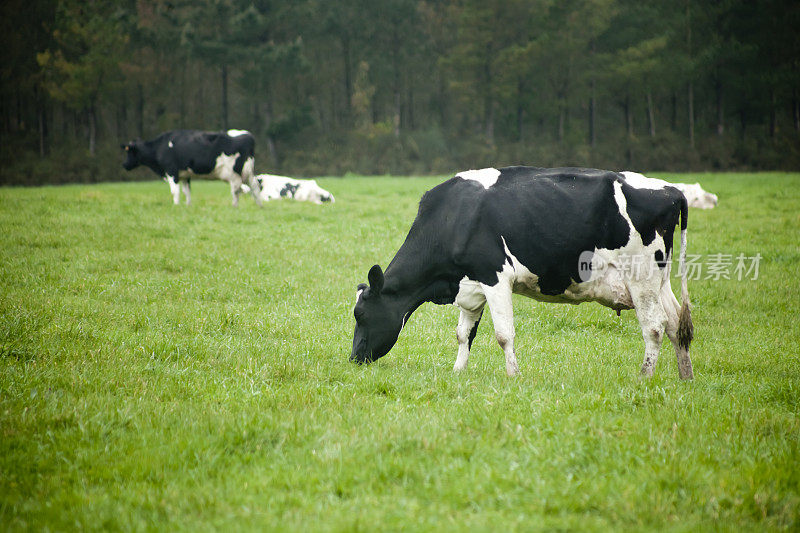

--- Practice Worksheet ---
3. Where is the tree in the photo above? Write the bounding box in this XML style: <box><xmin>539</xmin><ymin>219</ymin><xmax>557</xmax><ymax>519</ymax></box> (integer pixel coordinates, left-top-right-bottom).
<box><xmin>37</xmin><ymin>0</ymin><xmax>128</xmax><ymax>155</ymax></box>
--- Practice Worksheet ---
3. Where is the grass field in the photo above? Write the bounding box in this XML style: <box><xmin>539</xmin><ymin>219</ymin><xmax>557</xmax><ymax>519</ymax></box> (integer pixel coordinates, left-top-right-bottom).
<box><xmin>1</xmin><ymin>172</ymin><xmax>799</xmax><ymax>531</ymax></box>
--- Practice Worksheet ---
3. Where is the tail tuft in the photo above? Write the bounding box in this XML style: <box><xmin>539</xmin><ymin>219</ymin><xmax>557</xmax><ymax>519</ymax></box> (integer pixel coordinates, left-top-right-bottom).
<box><xmin>678</xmin><ymin>299</ymin><xmax>693</xmax><ymax>349</ymax></box>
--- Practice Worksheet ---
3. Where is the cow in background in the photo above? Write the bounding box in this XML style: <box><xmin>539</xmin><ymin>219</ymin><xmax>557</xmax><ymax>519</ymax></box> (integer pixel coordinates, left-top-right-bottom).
<box><xmin>121</xmin><ymin>129</ymin><xmax>262</xmax><ymax>207</ymax></box>
<box><xmin>242</xmin><ymin>174</ymin><xmax>335</xmax><ymax>205</ymax></box>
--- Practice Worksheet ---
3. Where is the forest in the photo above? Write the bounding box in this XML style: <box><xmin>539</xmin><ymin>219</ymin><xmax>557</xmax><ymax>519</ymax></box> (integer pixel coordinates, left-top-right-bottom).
<box><xmin>1</xmin><ymin>0</ymin><xmax>799</xmax><ymax>185</ymax></box>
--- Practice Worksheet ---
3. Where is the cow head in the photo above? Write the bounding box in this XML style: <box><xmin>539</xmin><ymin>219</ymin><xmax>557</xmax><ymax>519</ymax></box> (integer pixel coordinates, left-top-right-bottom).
<box><xmin>120</xmin><ymin>140</ymin><xmax>142</xmax><ymax>170</ymax></box>
<box><xmin>351</xmin><ymin>264</ymin><xmax>404</xmax><ymax>364</ymax></box>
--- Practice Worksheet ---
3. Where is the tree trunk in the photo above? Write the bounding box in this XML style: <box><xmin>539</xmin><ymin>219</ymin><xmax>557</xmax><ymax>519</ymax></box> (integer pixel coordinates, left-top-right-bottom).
<box><xmin>588</xmin><ymin>79</ymin><xmax>596</xmax><ymax>148</ymax></box>
<box><xmin>117</xmin><ymin>101</ymin><xmax>127</xmax><ymax>141</ymax></box>
<box><xmin>88</xmin><ymin>101</ymin><xmax>97</xmax><ymax>157</ymax></box>
<box><xmin>646</xmin><ymin>92</ymin><xmax>656</xmax><ymax>138</ymax></box>
<box><xmin>221</xmin><ymin>64</ymin><xmax>229</xmax><ymax>130</ymax></box>
<box><xmin>137</xmin><ymin>84</ymin><xmax>144</xmax><ymax>138</ymax></box>
<box><xmin>38</xmin><ymin>103</ymin><xmax>48</xmax><ymax>158</ymax></box>
<box><xmin>686</xmin><ymin>0</ymin><xmax>694</xmax><ymax>149</ymax></box>
<box><xmin>624</xmin><ymin>93</ymin><xmax>633</xmax><ymax>138</ymax></box>
<box><xmin>36</xmin><ymin>86</ymin><xmax>48</xmax><ymax>158</ymax></box>
<box><xmin>342</xmin><ymin>34</ymin><xmax>352</xmax><ymax>126</ymax></box>
<box><xmin>716</xmin><ymin>78</ymin><xmax>724</xmax><ymax>137</ymax></box>
<box><xmin>688</xmin><ymin>81</ymin><xmax>695</xmax><ymax>148</ymax></box>
<box><xmin>483</xmin><ymin>59</ymin><xmax>494</xmax><ymax>144</ymax></box>
<box><xmin>671</xmin><ymin>92</ymin><xmax>678</xmax><ymax>131</ymax></box>
<box><xmin>769</xmin><ymin>90</ymin><xmax>776</xmax><ymax>138</ymax></box>
<box><xmin>263</xmin><ymin>86</ymin><xmax>279</xmax><ymax>169</ymax></box>
<box><xmin>407</xmin><ymin>84</ymin><xmax>415</xmax><ymax>131</ymax></box>
<box><xmin>623</xmin><ymin>93</ymin><xmax>633</xmax><ymax>166</ymax></box>
<box><xmin>793</xmin><ymin>88</ymin><xmax>800</xmax><ymax>133</ymax></box>
<box><xmin>516</xmin><ymin>79</ymin><xmax>524</xmax><ymax>143</ymax></box>
<box><xmin>179</xmin><ymin>60</ymin><xmax>186</xmax><ymax>128</ymax></box>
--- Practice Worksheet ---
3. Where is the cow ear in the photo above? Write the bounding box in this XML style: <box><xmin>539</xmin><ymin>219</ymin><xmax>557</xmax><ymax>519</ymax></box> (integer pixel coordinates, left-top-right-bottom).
<box><xmin>368</xmin><ymin>264</ymin><xmax>384</xmax><ymax>294</ymax></box>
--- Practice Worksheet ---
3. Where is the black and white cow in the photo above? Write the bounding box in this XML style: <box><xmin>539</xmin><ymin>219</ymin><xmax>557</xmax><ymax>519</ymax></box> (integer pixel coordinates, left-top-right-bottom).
<box><xmin>242</xmin><ymin>174</ymin><xmax>335</xmax><ymax>204</ymax></box>
<box><xmin>121</xmin><ymin>129</ymin><xmax>262</xmax><ymax>207</ymax></box>
<box><xmin>351</xmin><ymin>166</ymin><xmax>694</xmax><ymax>379</ymax></box>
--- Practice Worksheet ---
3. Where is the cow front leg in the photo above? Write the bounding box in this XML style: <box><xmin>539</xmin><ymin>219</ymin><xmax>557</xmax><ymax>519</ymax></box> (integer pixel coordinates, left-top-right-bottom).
<box><xmin>180</xmin><ymin>179</ymin><xmax>191</xmax><ymax>205</ymax></box>
<box><xmin>165</xmin><ymin>175</ymin><xmax>180</xmax><ymax>205</ymax></box>
<box><xmin>454</xmin><ymin>308</ymin><xmax>484</xmax><ymax>372</ymax></box>
<box><xmin>481</xmin><ymin>281</ymin><xmax>518</xmax><ymax>376</ymax></box>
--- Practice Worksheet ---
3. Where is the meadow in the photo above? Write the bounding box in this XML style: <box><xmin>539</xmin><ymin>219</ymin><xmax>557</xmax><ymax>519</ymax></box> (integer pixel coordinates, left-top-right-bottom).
<box><xmin>1</xmin><ymin>172</ymin><xmax>798</xmax><ymax>531</ymax></box>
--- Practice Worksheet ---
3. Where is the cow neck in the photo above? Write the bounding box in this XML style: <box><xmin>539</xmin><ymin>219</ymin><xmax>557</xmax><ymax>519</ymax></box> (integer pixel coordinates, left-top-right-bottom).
<box><xmin>137</xmin><ymin>141</ymin><xmax>162</xmax><ymax>174</ymax></box>
<box><xmin>382</xmin><ymin>258</ymin><xmax>452</xmax><ymax>322</ymax></box>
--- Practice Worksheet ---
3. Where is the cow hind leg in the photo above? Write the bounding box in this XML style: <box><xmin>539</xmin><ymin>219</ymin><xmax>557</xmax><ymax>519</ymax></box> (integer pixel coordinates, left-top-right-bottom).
<box><xmin>481</xmin><ymin>281</ymin><xmax>519</xmax><ymax>376</ymax></box>
<box><xmin>454</xmin><ymin>307</ymin><xmax>484</xmax><ymax>372</ymax></box>
<box><xmin>631</xmin><ymin>289</ymin><xmax>668</xmax><ymax>378</ymax></box>
<box><xmin>180</xmin><ymin>179</ymin><xmax>191</xmax><ymax>205</ymax></box>
<box><xmin>242</xmin><ymin>157</ymin><xmax>262</xmax><ymax>207</ymax></box>
<box><xmin>661</xmin><ymin>283</ymin><xmax>694</xmax><ymax>380</ymax></box>
<box><xmin>229</xmin><ymin>178</ymin><xmax>243</xmax><ymax>207</ymax></box>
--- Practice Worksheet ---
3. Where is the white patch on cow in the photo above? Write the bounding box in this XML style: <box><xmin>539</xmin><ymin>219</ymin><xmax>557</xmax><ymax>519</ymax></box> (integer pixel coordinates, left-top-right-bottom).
<box><xmin>456</xmin><ymin>168</ymin><xmax>501</xmax><ymax>189</ymax></box>
<box><xmin>168</xmin><ymin>141</ymin><xmax>174</xmax><ymax>148</ymax></box>
<box><xmin>227</xmin><ymin>129</ymin><xmax>249</xmax><ymax>137</ymax></box>
<box><xmin>619</xmin><ymin>171</ymin><xmax>670</xmax><ymax>190</ymax></box>
<box><xmin>165</xmin><ymin>175</ymin><xmax>181</xmax><ymax>205</ymax></box>
<box><xmin>213</xmin><ymin>152</ymin><xmax>240</xmax><ymax>182</ymax></box>
<box><xmin>355</xmin><ymin>288</ymin><xmax>364</xmax><ymax>305</ymax></box>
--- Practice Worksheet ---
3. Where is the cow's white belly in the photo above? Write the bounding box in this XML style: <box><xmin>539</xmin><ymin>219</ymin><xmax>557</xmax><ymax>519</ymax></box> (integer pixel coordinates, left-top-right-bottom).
<box><xmin>501</xmin><ymin>241</ymin><xmax>634</xmax><ymax>310</ymax></box>
<box><xmin>176</xmin><ymin>153</ymin><xmax>247</xmax><ymax>182</ymax></box>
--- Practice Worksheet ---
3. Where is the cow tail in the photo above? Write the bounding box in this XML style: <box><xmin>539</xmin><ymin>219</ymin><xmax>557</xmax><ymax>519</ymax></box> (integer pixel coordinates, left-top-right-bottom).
<box><xmin>677</xmin><ymin>195</ymin><xmax>693</xmax><ymax>350</ymax></box>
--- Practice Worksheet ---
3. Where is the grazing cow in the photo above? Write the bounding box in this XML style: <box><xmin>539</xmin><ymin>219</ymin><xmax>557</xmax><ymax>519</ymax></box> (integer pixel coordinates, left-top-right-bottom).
<box><xmin>621</xmin><ymin>172</ymin><xmax>717</xmax><ymax>209</ymax></box>
<box><xmin>351</xmin><ymin>166</ymin><xmax>694</xmax><ymax>379</ymax></box>
<box><xmin>121</xmin><ymin>129</ymin><xmax>263</xmax><ymax>207</ymax></box>
<box><xmin>242</xmin><ymin>174</ymin><xmax>335</xmax><ymax>204</ymax></box>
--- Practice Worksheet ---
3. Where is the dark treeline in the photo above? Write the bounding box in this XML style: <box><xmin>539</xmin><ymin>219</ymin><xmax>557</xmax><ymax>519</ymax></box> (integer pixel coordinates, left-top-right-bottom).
<box><xmin>1</xmin><ymin>0</ymin><xmax>799</xmax><ymax>185</ymax></box>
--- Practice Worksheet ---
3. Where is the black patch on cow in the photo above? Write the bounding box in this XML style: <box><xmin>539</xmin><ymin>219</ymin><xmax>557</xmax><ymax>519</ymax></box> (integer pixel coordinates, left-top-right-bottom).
<box><xmin>467</xmin><ymin>310</ymin><xmax>483</xmax><ymax>350</ymax></box>
<box><xmin>619</xmin><ymin>183</ymin><xmax>683</xmax><ymax>250</ymax></box>
<box><xmin>654</xmin><ymin>249</ymin><xmax>666</xmax><ymax>269</ymax></box>
<box><xmin>280</xmin><ymin>183</ymin><xmax>300</xmax><ymax>198</ymax></box>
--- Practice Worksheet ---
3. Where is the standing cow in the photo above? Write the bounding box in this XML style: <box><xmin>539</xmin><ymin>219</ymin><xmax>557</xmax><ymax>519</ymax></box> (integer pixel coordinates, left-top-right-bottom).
<box><xmin>351</xmin><ymin>166</ymin><xmax>694</xmax><ymax>379</ymax></box>
<box><xmin>121</xmin><ymin>129</ymin><xmax>263</xmax><ymax>207</ymax></box>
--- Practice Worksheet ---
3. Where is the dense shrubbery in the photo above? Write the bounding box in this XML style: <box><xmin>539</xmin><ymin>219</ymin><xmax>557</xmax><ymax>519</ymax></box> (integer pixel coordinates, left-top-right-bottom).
<box><xmin>1</xmin><ymin>0</ymin><xmax>798</xmax><ymax>184</ymax></box>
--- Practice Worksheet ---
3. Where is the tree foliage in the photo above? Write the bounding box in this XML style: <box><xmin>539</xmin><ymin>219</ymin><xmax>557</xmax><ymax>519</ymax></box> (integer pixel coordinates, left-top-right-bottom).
<box><xmin>2</xmin><ymin>0</ymin><xmax>799</xmax><ymax>183</ymax></box>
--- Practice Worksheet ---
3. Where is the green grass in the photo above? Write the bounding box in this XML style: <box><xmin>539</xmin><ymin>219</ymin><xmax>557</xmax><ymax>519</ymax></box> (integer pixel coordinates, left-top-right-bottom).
<box><xmin>1</xmin><ymin>172</ymin><xmax>799</xmax><ymax>531</ymax></box>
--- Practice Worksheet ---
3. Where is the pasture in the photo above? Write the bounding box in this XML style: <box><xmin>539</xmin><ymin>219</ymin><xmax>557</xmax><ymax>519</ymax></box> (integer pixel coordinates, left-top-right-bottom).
<box><xmin>1</xmin><ymin>172</ymin><xmax>798</xmax><ymax>530</ymax></box>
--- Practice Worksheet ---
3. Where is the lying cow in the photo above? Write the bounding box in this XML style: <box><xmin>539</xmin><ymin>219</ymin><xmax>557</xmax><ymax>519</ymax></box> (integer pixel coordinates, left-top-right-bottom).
<box><xmin>672</xmin><ymin>182</ymin><xmax>718</xmax><ymax>209</ymax></box>
<box><xmin>241</xmin><ymin>174</ymin><xmax>335</xmax><ymax>204</ymax></box>
<box><xmin>352</xmin><ymin>166</ymin><xmax>694</xmax><ymax>379</ymax></box>
<box><xmin>121</xmin><ymin>129</ymin><xmax>262</xmax><ymax>207</ymax></box>
<box><xmin>621</xmin><ymin>172</ymin><xmax>717</xmax><ymax>209</ymax></box>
